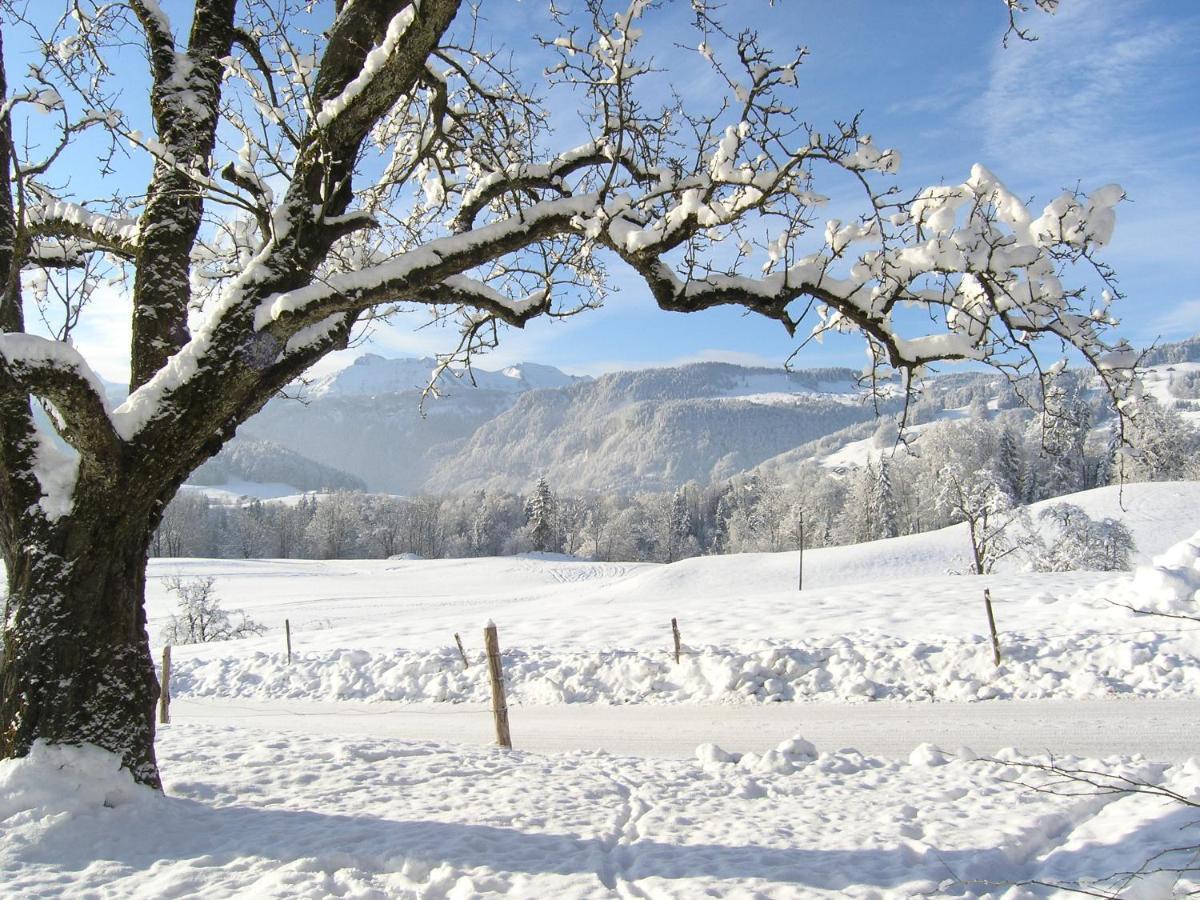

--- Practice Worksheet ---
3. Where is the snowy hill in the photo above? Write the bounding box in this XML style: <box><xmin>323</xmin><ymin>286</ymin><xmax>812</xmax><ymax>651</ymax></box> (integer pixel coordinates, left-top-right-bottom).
<box><xmin>303</xmin><ymin>353</ymin><xmax>585</xmax><ymax>399</ymax></box>
<box><xmin>144</xmin><ymin>481</ymin><xmax>1200</xmax><ymax>708</ymax></box>
<box><xmin>187</xmin><ymin>436</ymin><xmax>366</xmax><ymax>496</ymax></box>
<box><xmin>421</xmin><ymin>363</ymin><xmax>886</xmax><ymax>493</ymax></box>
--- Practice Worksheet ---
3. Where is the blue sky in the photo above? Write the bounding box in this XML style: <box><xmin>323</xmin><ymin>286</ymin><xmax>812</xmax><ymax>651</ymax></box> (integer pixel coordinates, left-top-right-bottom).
<box><xmin>44</xmin><ymin>0</ymin><xmax>1200</xmax><ymax>380</ymax></box>
<box><xmin>345</xmin><ymin>0</ymin><xmax>1200</xmax><ymax>376</ymax></box>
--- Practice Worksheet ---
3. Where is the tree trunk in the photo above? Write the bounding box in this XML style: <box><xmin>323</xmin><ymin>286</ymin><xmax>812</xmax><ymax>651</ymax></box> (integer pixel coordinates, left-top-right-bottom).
<box><xmin>1</xmin><ymin>516</ymin><xmax>161</xmax><ymax>788</ymax></box>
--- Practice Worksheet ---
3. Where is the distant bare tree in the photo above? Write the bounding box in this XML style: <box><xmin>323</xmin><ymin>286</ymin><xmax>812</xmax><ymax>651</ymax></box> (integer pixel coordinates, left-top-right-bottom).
<box><xmin>160</xmin><ymin>577</ymin><xmax>265</xmax><ymax>645</ymax></box>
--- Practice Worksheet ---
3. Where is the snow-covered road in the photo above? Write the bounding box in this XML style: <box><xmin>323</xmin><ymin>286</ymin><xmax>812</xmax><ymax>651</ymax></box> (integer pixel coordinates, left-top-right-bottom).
<box><xmin>171</xmin><ymin>697</ymin><xmax>1200</xmax><ymax>761</ymax></box>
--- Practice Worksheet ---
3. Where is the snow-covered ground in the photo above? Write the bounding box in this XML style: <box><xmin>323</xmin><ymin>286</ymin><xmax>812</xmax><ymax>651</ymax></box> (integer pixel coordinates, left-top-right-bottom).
<box><xmin>148</xmin><ymin>482</ymin><xmax>1200</xmax><ymax>707</ymax></box>
<box><xmin>171</xmin><ymin>697</ymin><xmax>1200</xmax><ymax>762</ymax></box>
<box><xmin>3</xmin><ymin>728</ymin><xmax>1197</xmax><ymax>897</ymax></box>
<box><xmin>5</xmin><ymin>481</ymin><xmax>1199</xmax><ymax>897</ymax></box>
<box><xmin>1143</xmin><ymin>360</ymin><xmax>1200</xmax><ymax>424</ymax></box>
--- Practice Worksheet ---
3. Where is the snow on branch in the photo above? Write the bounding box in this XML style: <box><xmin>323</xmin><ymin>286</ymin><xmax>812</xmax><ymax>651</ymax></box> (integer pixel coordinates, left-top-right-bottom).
<box><xmin>252</xmin><ymin>194</ymin><xmax>593</xmax><ymax>331</ymax></box>
<box><xmin>313</xmin><ymin>5</ymin><xmax>418</xmax><ymax>130</ymax></box>
<box><xmin>0</xmin><ymin>334</ymin><xmax>122</xmax><ymax>465</ymax></box>
<box><xmin>24</xmin><ymin>200</ymin><xmax>140</xmax><ymax>260</ymax></box>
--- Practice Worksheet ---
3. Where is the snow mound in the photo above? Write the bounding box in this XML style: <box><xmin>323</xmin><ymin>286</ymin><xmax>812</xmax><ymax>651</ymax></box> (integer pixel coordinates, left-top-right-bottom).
<box><xmin>908</xmin><ymin>743</ymin><xmax>951</xmax><ymax>767</ymax></box>
<box><xmin>0</xmin><ymin>741</ymin><xmax>146</xmax><ymax>823</ymax></box>
<box><xmin>1130</xmin><ymin>528</ymin><xmax>1200</xmax><ymax>610</ymax></box>
<box><xmin>168</xmin><ymin>623</ymin><xmax>1200</xmax><ymax>705</ymax></box>
<box><xmin>699</xmin><ymin>735</ymin><xmax>889</xmax><ymax>777</ymax></box>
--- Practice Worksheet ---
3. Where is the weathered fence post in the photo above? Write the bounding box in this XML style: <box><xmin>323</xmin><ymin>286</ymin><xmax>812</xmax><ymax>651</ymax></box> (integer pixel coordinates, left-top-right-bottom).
<box><xmin>483</xmin><ymin>621</ymin><xmax>512</xmax><ymax>749</ymax></box>
<box><xmin>797</xmin><ymin>511</ymin><xmax>805</xmax><ymax>591</ymax></box>
<box><xmin>671</xmin><ymin>617</ymin><xmax>681</xmax><ymax>665</ymax></box>
<box><xmin>454</xmin><ymin>632</ymin><xmax>470</xmax><ymax>668</ymax></box>
<box><xmin>285</xmin><ymin>618</ymin><xmax>292</xmax><ymax>664</ymax></box>
<box><xmin>984</xmin><ymin>588</ymin><xmax>1001</xmax><ymax>667</ymax></box>
<box><xmin>158</xmin><ymin>645</ymin><xmax>172</xmax><ymax>725</ymax></box>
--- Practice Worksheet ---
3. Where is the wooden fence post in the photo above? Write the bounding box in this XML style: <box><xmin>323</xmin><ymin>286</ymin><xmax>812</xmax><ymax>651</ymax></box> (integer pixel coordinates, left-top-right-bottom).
<box><xmin>797</xmin><ymin>512</ymin><xmax>805</xmax><ymax>591</ymax></box>
<box><xmin>285</xmin><ymin>619</ymin><xmax>292</xmax><ymax>664</ymax></box>
<box><xmin>483</xmin><ymin>621</ymin><xmax>512</xmax><ymax>749</ymax></box>
<box><xmin>158</xmin><ymin>645</ymin><xmax>172</xmax><ymax>725</ymax></box>
<box><xmin>984</xmin><ymin>588</ymin><xmax>1001</xmax><ymax>667</ymax></box>
<box><xmin>454</xmin><ymin>632</ymin><xmax>469</xmax><ymax>668</ymax></box>
<box><xmin>671</xmin><ymin>617</ymin><xmax>681</xmax><ymax>665</ymax></box>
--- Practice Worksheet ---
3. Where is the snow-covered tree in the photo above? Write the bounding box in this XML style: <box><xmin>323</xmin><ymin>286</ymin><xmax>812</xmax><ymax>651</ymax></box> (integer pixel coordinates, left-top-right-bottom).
<box><xmin>870</xmin><ymin>458</ymin><xmax>900</xmax><ymax>540</ymax></box>
<box><xmin>936</xmin><ymin>464</ymin><xmax>1027</xmax><ymax>575</ymax></box>
<box><xmin>152</xmin><ymin>491</ymin><xmax>212</xmax><ymax>557</ymax></box>
<box><xmin>836</xmin><ymin>462</ymin><xmax>877</xmax><ymax>545</ymax></box>
<box><xmin>1027</xmin><ymin>503</ymin><xmax>1135</xmax><ymax>572</ymax></box>
<box><xmin>1115</xmin><ymin>397</ymin><xmax>1199</xmax><ymax>482</ymax></box>
<box><xmin>525</xmin><ymin>476</ymin><xmax>557</xmax><ymax>553</ymax></box>
<box><xmin>652</xmin><ymin>487</ymin><xmax>695</xmax><ymax>562</ymax></box>
<box><xmin>305</xmin><ymin>491</ymin><xmax>361</xmax><ymax>558</ymax></box>
<box><xmin>159</xmin><ymin>576</ymin><xmax>265</xmax><ymax>645</ymax></box>
<box><xmin>1037</xmin><ymin>376</ymin><xmax>1094</xmax><ymax>494</ymax></box>
<box><xmin>0</xmin><ymin>1</ymin><xmax>1142</xmax><ymax>786</ymax></box>
<box><xmin>996</xmin><ymin>426</ymin><xmax>1025</xmax><ymax>501</ymax></box>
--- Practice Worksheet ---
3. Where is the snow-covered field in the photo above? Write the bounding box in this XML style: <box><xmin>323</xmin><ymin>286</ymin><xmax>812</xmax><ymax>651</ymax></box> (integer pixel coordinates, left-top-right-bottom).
<box><xmin>4</xmin><ymin>481</ymin><xmax>1199</xmax><ymax>897</ymax></box>
<box><xmin>3</xmin><ymin>728</ymin><xmax>1198</xmax><ymax>897</ymax></box>
<box><xmin>149</xmin><ymin>483</ymin><xmax>1200</xmax><ymax>708</ymax></box>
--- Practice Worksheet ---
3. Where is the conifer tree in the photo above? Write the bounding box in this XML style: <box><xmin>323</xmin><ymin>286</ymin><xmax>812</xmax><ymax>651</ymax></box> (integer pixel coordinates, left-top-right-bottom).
<box><xmin>526</xmin><ymin>476</ymin><xmax>557</xmax><ymax>553</ymax></box>
<box><xmin>871</xmin><ymin>459</ymin><xmax>900</xmax><ymax>540</ymax></box>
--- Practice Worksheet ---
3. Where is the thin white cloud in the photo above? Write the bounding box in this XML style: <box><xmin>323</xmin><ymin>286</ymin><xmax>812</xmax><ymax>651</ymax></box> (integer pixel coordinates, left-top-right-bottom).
<box><xmin>1143</xmin><ymin>297</ymin><xmax>1200</xmax><ymax>340</ymax></box>
<box><xmin>980</xmin><ymin>0</ymin><xmax>1196</xmax><ymax>184</ymax></box>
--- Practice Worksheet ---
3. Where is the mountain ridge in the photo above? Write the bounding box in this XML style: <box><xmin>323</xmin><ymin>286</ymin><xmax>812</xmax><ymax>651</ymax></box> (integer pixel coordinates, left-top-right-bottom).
<box><xmin>194</xmin><ymin>337</ymin><xmax>1198</xmax><ymax>498</ymax></box>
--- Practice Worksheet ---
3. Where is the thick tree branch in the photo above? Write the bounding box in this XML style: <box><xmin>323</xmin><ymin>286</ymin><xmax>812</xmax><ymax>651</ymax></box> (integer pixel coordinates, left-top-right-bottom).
<box><xmin>127</xmin><ymin>1</ymin><xmax>176</xmax><ymax>86</ymax></box>
<box><xmin>130</xmin><ymin>0</ymin><xmax>238</xmax><ymax>390</ymax></box>
<box><xmin>0</xmin><ymin>335</ymin><xmax>122</xmax><ymax>466</ymax></box>
<box><xmin>253</xmin><ymin>194</ymin><xmax>592</xmax><ymax>333</ymax></box>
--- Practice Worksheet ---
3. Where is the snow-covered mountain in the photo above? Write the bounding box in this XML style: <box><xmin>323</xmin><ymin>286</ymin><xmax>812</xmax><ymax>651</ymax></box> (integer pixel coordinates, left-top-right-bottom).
<box><xmin>420</xmin><ymin>363</ymin><xmax>885</xmax><ymax>494</ymax></box>
<box><xmin>205</xmin><ymin>338</ymin><xmax>1198</xmax><ymax>497</ymax></box>
<box><xmin>218</xmin><ymin>358</ymin><xmax>884</xmax><ymax>495</ymax></box>
<box><xmin>303</xmin><ymin>354</ymin><xmax>585</xmax><ymax>399</ymax></box>
<box><xmin>226</xmin><ymin>356</ymin><xmax>586</xmax><ymax>494</ymax></box>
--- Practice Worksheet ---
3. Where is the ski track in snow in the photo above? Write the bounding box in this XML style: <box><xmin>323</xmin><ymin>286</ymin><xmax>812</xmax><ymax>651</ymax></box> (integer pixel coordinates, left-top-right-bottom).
<box><xmin>544</xmin><ymin>562</ymin><xmax>634</xmax><ymax>584</ymax></box>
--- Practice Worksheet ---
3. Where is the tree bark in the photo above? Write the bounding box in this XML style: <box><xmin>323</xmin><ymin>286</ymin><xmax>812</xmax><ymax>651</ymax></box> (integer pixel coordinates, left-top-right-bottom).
<box><xmin>1</xmin><ymin>514</ymin><xmax>162</xmax><ymax>788</ymax></box>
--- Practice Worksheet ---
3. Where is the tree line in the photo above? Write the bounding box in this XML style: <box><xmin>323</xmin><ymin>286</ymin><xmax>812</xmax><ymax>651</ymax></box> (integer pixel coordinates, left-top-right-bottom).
<box><xmin>154</xmin><ymin>394</ymin><xmax>1199</xmax><ymax>565</ymax></box>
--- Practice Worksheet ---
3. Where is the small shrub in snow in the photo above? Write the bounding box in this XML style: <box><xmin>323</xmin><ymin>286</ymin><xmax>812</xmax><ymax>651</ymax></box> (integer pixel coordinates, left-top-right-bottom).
<box><xmin>1027</xmin><ymin>503</ymin><xmax>1136</xmax><ymax>572</ymax></box>
<box><xmin>161</xmin><ymin>576</ymin><xmax>265</xmax><ymax>645</ymax></box>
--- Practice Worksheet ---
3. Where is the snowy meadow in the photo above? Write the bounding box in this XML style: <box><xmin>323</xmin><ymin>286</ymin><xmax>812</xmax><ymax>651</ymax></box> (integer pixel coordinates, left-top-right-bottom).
<box><xmin>2</xmin><ymin>0</ymin><xmax>1199</xmax><ymax>895</ymax></box>
<box><xmin>4</xmin><ymin>483</ymin><xmax>1200</xmax><ymax>897</ymax></box>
